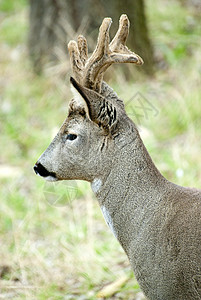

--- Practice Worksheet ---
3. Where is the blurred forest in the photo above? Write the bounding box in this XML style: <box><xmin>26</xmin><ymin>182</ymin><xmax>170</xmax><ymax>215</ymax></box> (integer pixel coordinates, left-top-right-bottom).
<box><xmin>29</xmin><ymin>0</ymin><xmax>154</xmax><ymax>74</ymax></box>
<box><xmin>0</xmin><ymin>0</ymin><xmax>201</xmax><ymax>299</ymax></box>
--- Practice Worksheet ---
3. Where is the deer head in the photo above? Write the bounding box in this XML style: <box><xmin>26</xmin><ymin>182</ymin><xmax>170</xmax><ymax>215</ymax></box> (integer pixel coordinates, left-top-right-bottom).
<box><xmin>34</xmin><ymin>15</ymin><xmax>143</xmax><ymax>184</ymax></box>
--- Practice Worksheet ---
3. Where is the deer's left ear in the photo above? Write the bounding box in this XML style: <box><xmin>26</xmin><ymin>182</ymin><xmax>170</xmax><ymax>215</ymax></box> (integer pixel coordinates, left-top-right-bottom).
<box><xmin>70</xmin><ymin>77</ymin><xmax>118</xmax><ymax>131</ymax></box>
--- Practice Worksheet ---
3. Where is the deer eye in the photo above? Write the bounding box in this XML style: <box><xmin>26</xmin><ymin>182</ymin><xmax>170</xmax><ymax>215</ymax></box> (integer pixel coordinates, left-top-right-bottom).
<box><xmin>66</xmin><ymin>133</ymin><xmax>77</xmax><ymax>141</ymax></box>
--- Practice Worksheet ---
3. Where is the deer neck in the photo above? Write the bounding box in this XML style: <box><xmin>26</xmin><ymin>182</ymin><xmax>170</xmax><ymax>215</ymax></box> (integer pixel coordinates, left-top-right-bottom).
<box><xmin>91</xmin><ymin>128</ymin><xmax>167</xmax><ymax>248</ymax></box>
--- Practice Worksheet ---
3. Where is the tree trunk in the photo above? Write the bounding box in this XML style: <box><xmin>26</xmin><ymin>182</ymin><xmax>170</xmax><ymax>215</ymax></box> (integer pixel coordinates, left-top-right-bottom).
<box><xmin>116</xmin><ymin>0</ymin><xmax>155</xmax><ymax>75</ymax></box>
<box><xmin>29</xmin><ymin>0</ymin><xmax>62</xmax><ymax>73</ymax></box>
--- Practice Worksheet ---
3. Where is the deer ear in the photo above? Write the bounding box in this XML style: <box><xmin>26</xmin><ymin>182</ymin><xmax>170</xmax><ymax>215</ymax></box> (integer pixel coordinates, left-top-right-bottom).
<box><xmin>70</xmin><ymin>77</ymin><xmax>90</xmax><ymax>118</ymax></box>
<box><xmin>70</xmin><ymin>77</ymin><xmax>118</xmax><ymax>131</ymax></box>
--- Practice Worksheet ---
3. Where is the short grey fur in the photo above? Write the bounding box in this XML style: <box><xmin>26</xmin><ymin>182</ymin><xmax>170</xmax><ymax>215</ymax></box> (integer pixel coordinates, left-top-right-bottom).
<box><xmin>34</xmin><ymin>15</ymin><xmax>201</xmax><ymax>300</ymax></box>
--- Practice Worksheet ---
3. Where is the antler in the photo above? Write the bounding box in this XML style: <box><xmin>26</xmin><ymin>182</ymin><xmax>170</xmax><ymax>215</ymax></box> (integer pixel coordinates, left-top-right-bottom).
<box><xmin>68</xmin><ymin>14</ymin><xmax>143</xmax><ymax>93</ymax></box>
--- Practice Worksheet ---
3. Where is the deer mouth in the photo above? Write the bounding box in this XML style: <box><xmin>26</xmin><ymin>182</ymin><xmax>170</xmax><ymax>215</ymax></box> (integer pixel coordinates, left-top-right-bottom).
<box><xmin>33</xmin><ymin>162</ymin><xmax>58</xmax><ymax>181</ymax></box>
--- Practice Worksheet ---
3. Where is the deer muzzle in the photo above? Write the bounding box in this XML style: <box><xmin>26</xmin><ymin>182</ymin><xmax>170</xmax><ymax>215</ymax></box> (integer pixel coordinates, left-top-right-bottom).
<box><xmin>33</xmin><ymin>162</ymin><xmax>58</xmax><ymax>181</ymax></box>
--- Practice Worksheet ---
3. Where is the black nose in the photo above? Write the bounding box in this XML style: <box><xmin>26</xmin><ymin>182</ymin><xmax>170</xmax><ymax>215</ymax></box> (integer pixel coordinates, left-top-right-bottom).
<box><xmin>33</xmin><ymin>162</ymin><xmax>56</xmax><ymax>178</ymax></box>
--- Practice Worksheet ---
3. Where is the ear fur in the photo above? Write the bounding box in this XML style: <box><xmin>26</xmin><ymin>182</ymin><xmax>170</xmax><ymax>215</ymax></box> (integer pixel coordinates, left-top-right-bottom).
<box><xmin>70</xmin><ymin>77</ymin><xmax>118</xmax><ymax>132</ymax></box>
<box><xmin>70</xmin><ymin>80</ymin><xmax>90</xmax><ymax>118</ymax></box>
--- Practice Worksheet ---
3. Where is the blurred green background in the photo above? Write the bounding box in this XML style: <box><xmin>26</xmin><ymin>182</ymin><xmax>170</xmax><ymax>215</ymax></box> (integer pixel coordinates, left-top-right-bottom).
<box><xmin>0</xmin><ymin>0</ymin><xmax>201</xmax><ymax>299</ymax></box>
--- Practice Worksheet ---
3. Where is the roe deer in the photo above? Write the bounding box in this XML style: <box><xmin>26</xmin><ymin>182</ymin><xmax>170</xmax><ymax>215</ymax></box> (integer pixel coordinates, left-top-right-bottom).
<box><xmin>34</xmin><ymin>15</ymin><xmax>201</xmax><ymax>300</ymax></box>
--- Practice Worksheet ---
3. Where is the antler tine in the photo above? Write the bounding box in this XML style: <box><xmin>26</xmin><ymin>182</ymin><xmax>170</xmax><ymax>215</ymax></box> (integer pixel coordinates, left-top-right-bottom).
<box><xmin>92</xmin><ymin>15</ymin><xmax>144</xmax><ymax>92</ymax></box>
<box><xmin>88</xmin><ymin>18</ymin><xmax>112</xmax><ymax>60</ymax></box>
<box><xmin>110</xmin><ymin>14</ymin><xmax>129</xmax><ymax>51</ymax></box>
<box><xmin>68</xmin><ymin>40</ymin><xmax>84</xmax><ymax>84</ymax></box>
<box><xmin>83</xmin><ymin>17</ymin><xmax>112</xmax><ymax>90</ymax></box>
<box><xmin>68</xmin><ymin>19</ymin><xmax>111</xmax><ymax>88</ymax></box>
<box><xmin>109</xmin><ymin>14</ymin><xmax>143</xmax><ymax>64</ymax></box>
<box><xmin>77</xmin><ymin>35</ymin><xmax>88</xmax><ymax>65</ymax></box>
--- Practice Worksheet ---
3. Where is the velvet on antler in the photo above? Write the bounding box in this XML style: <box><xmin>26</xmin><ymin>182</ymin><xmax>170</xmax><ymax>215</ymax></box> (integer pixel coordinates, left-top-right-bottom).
<box><xmin>68</xmin><ymin>14</ymin><xmax>143</xmax><ymax>94</ymax></box>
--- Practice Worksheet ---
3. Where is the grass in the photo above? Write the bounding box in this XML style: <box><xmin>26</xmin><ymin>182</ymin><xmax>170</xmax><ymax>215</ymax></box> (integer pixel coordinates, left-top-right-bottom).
<box><xmin>0</xmin><ymin>0</ymin><xmax>201</xmax><ymax>299</ymax></box>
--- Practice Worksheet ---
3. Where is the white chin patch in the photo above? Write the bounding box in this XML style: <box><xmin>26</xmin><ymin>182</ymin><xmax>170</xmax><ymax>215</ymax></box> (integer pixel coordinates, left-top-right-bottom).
<box><xmin>91</xmin><ymin>178</ymin><xmax>102</xmax><ymax>194</ymax></box>
<box><xmin>45</xmin><ymin>176</ymin><xmax>58</xmax><ymax>182</ymax></box>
